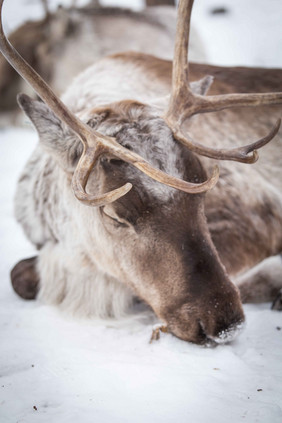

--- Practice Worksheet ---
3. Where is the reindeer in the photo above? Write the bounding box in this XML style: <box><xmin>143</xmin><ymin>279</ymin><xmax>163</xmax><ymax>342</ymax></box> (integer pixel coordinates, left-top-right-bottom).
<box><xmin>1</xmin><ymin>0</ymin><xmax>281</xmax><ymax>345</ymax></box>
<box><xmin>0</xmin><ymin>0</ymin><xmax>204</xmax><ymax>114</ymax></box>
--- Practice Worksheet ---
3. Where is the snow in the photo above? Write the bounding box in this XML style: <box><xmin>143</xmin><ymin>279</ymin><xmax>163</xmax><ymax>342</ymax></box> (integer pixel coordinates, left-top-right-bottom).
<box><xmin>0</xmin><ymin>1</ymin><xmax>282</xmax><ymax>422</ymax></box>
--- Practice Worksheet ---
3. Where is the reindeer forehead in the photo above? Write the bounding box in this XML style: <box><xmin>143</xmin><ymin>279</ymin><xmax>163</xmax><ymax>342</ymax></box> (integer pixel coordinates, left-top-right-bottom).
<box><xmin>84</xmin><ymin>102</ymin><xmax>186</xmax><ymax>202</ymax></box>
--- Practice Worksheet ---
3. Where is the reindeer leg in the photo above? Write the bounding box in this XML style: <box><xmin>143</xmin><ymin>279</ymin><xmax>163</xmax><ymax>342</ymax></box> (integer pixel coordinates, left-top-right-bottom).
<box><xmin>236</xmin><ymin>254</ymin><xmax>282</xmax><ymax>310</ymax></box>
<box><xmin>10</xmin><ymin>257</ymin><xmax>39</xmax><ymax>300</ymax></box>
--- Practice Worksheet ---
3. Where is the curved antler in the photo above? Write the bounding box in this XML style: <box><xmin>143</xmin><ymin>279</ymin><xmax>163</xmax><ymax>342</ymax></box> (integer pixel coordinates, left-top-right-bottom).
<box><xmin>0</xmin><ymin>0</ymin><xmax>219</xmax><ymax>207</ymax></box>
<box><xmin>165</xmin><ymin>0</ymin><xmax>282</xmax><ymax>163</ymax></box>
<box><xmin>170</xmin><ymin>118</ymin><xmax>281</xmax><ymax>164</ymax></box>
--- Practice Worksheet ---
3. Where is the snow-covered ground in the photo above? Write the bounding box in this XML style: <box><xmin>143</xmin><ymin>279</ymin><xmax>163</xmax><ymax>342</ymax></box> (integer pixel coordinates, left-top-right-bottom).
<box><xmin>0</xmin><ymin>1</ymin><xmax>282</xmax><ymax>422</ymax></box>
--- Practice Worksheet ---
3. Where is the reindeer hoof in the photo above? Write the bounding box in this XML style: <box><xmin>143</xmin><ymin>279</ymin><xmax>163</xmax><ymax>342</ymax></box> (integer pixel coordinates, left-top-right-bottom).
<box><xmin>271</xmin><ymin>288</ymin><xmax>282</xmax><ymax>311</ymax></box>
<box><xmin>10</xmin><ymin>257</ymin><xmax>39</xmax><ymax>300</ymax></box>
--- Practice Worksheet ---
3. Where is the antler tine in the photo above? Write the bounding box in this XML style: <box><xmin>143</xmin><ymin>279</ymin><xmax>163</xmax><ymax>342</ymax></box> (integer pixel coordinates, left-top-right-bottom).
<box><xmin>166</xmin><ymin>0</ymin><xmax>282</xmax><ymax>124</ymax></box>
<box><xmin>72</xmin><ymin>143</ymin><xmax>133</xmax><ymax>206</ymax></box>
<box><xmin>0</xmin><ymin>0</ymin><xmax>219</xmax><ymax>205</ymax></box>
<box><xmin>166</xmin><ymin>0</ymin><xmax>194</xmax><ymax>123</ymax></box>
<box><xmin>180</xmin><ymin>91</ymin><xmax>282</xmax><ymax>123</ymax></box>
<box><xmin>173</xmin><ymin>118</ymin><xmax>281</xmax><ymax>164</ymax></box>
<box><xmin>165</xmin><ymin>0</ymin><xmax>282</xmax><ymax>163</ymax></box>
<box><xmin>41</xmin><ymin>0</ymin><xmax>50</xmax><ymax>20</ymax></box>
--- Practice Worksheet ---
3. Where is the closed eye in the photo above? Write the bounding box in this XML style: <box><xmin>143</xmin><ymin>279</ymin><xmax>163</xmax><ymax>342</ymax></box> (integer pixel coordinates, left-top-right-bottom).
<box><xmin>100</xmin><ymin>206</ymin><xmax>130</xmax><ymax>228</ymax></box>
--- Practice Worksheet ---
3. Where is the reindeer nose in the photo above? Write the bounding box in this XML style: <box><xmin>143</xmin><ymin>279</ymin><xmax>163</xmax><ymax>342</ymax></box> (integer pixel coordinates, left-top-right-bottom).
<box><xmin>208</xmin><ymin>319</ymin><xmax>245</xmax><ymax>344</ymax></box>
<box><xmin>201</xmin><ymin>313</ymin><xmax>245</xmax><ymax>345</ymax></box>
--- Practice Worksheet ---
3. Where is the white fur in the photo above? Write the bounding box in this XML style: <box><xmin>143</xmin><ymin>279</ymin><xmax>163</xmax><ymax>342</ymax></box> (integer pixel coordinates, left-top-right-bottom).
<box><xmin>62</xmin><ymin>57</ymin><xmax>170</xmax><ymax>112</ymax></box>
<box><xmin>37</xmin><ymin>242</ymin><xmax>135</xmax><ymax>318</ymax></box>
<box><xmin>14</xmin><ymin>138</ymin><xmax>137</xmax><ymax>317</ymax></box>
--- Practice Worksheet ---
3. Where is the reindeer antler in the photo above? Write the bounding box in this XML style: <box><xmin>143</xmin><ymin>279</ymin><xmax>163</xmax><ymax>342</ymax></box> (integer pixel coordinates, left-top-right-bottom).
<box><xmin>165</xmin><ymin>0</ymin><xmax>282</xmax><ymax>164</ymax></box>
<box><xmin>41</xmin><ymin>0</ymin><xmax>50</xmax><ymax>20</ymax></box>
<box><xmin>0</xmin><ymin>0</ymin><xmax>219</xmax><ymax>207</ymax></box>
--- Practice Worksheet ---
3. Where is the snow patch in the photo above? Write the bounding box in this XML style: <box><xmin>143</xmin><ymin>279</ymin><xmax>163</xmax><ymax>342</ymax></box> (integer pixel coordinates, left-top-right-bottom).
<box><xmin>208</xmin><ymin>321</ymin><xmax>246</xmax><ymax>344</ymax></box>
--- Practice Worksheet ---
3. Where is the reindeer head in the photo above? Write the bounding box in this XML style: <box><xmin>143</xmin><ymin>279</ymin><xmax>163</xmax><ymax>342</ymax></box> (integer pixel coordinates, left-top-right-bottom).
<box><xmin>1</xmin><ymin>0</ymin><xmax>281</xmax><ymax>344</ymax></box>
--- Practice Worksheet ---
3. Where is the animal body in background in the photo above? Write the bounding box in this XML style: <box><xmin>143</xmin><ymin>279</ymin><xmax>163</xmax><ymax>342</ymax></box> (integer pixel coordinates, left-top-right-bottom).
<box><xmin>0</xmin><ymin>0</ymin><xmax>204</xmax><ymax>114</ymax></box>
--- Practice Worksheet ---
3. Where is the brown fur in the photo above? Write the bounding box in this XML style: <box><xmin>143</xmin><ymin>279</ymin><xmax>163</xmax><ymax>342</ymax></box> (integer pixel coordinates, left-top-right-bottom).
<box><xmin>8</xmin><ymin>47</ymin><xmax>282</xmax><ymax>343</ymax></box>
<box><xmin>109</xmin><ymin>52</ymin><xmax>282</xmax><ymax>266</ymax></box>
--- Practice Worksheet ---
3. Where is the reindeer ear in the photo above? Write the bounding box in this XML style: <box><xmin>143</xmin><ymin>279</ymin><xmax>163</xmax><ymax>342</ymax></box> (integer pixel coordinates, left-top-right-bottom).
<box><xmin>17</xmin><ymin>93</ymin><xmax>82</xmax><ymax>172</ymax></box>
<box><xmin>17</xmin><ymin>93</ymin><xmax>63</xmax><ymax>139</ymax></box>
<box><xmin>190</xmin><ymin>75</ymin><xmax>214</xmax><ymax>96</ymax></box>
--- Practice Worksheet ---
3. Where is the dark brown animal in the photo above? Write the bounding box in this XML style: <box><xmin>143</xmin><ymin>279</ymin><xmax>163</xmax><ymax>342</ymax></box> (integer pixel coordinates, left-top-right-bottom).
<box><xmin>0</xmin><ymin>0</ymin><xmax>281</xmax><ymax>345</ymax></box>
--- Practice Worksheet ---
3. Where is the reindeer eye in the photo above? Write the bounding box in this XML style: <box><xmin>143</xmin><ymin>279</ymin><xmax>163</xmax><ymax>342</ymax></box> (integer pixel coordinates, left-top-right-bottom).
<box><xmin>101</xmin><ymin>206</ymin><xmax>130</xmax><ymax>228</ymax></box>
<box><xmin>109</xmin><ymin>159</ymin><xmax>124</xmax><ymax>166</ymax></box>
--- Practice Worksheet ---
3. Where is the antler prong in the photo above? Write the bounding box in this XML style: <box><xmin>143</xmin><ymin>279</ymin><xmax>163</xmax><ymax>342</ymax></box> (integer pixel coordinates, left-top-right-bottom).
<box><xmin>241</xmin><ymin>118</ymin><xmax>281</xmax><ymax>154</ymax></box>
<box><xmin>2</xmin><ymin>0</ymin><xmax>280</xmax><ymax>205</ymax></box>
<box><xmin>179</xmin><ymin>92</ymin><xmax>282</xmax><ymax>123</ymax></box>
<box><xmin>167</xmin><ymin>0</ymin><xmax>194</xmax><ymax>122</ymax></box>
<box><xmin>41</xmin><ymin>0</ymin><xmax>50</xmax><ymax>20</ymax></box>
<box><xmin>0</xmin><ymin>0</ymin><xmax>220</xmax><ymax>206</ymax></box>
<box><xmin>169</xmin><ymin>118</ymin><xmax>281</xmax><ymax>164</ymax></box>
<box><xmin>134</xmin><ymin>162</ymin><xmax>219</xmax><ymax>193</ymax></box>
<box><xmin>165</xmin><ymin>0</ymin><xmax>282</xmax><ymax>162</ymax></box>
<box><xmin>72</xmin><ymin>150</ymin><xmax>133</xmax><ymax>207</ymax></box>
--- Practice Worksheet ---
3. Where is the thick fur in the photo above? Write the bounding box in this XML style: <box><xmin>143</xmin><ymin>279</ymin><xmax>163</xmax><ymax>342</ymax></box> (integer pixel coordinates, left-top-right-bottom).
<box><xmin>14</xmin><ymin>53</ymin><xmax>282</xmax><ymax>342</ymax></box>
<box><xmin>15</xmin><ymin>98</ymin><xmax>192</xmax><ymax>318</ymax></box>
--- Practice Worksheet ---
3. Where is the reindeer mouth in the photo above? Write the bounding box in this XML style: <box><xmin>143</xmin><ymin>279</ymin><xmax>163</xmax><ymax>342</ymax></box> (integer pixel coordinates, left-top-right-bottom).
<box><xmin>152</xmin><ymin>316</ymin><xmax>245</xmax><ymax>346</ymax></box>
